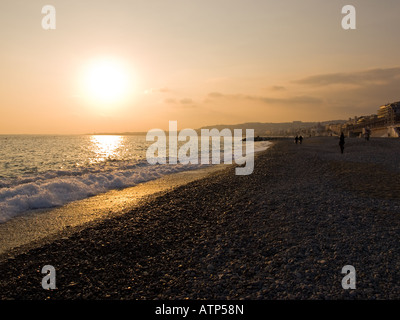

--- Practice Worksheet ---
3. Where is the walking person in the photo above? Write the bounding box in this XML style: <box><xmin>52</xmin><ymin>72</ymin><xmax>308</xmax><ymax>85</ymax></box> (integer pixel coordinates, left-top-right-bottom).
<box><xmin>299</xmin><ymin>135</ymin><xmax>303</xmax><ymax>144</ymax></box>
<box><xmin>365</xmin><ymin>128</ymin><xmax>370</xmax><ymax>141</ymax></box>
<box><xmin>339</xmin><ymin>132</ymin><xmax>345</xmax><ymax>154</ymax></box>
<box><xmin>295</xmin><ymin>135</ymin><xmax>299</xmax><ymax>144</ymax></box>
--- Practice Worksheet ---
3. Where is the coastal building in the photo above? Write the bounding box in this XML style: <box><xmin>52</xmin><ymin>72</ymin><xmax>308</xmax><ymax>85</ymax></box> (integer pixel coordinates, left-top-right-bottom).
<box><xmin>340</xmin><ymin>101</ymin><xmax>400</xmax><ymax>137</ymax></box>
<box><xmin>377</xmin><ymin>102</ymin><xmax>400</xmax><ymax>125</ymax></box>
<box><xmin>356</xmin><ymin>114</ymin><xmax>378</xmax><ymax>126</ymax></box>
<box><xmin>325</xmin><ymin>123</ymin><xmax>344</xmax><ymax>135</ymax></box>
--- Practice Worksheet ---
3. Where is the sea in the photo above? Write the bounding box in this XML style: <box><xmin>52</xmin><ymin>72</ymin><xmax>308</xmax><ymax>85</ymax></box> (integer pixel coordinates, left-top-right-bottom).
<box><xmin>0</xmin><ymin>134</ymin><xmax>271</xmax><ymax>224</ymax></box>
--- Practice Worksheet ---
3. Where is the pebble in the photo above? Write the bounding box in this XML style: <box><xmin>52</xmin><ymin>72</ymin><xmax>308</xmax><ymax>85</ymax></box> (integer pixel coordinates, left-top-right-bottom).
<box><xmin>1</xmin><ymin>138</ymin><xmax>400</xmax><ymax>300</ymax></box>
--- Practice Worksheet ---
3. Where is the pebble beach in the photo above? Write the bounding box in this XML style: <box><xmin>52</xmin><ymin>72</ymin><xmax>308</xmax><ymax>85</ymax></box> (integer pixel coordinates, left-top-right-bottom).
<box><xmin>0</xmin><ymin>136</ymin><xmax>399</xmax><ymax>300</ymax></box>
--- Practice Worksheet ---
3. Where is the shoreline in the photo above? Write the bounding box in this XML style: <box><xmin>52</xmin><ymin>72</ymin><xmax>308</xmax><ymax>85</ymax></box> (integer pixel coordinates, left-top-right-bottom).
<box><xmin>0</xmin><ymin>141</ymin><xmax>271</xmax><ymax>261</ymax></box>
<box><xmin>0</xmin><ymin>137</ymin><xmax>399</xmax><ymax>299</ymax></box>
<box><xmin>0</xmin><ymin>163</ymin><xmax>231</xmax><ymax>261</ymax></box>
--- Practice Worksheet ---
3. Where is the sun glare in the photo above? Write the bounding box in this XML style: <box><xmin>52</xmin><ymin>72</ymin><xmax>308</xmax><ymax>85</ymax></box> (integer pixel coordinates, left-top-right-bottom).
<box><xmin>82</xmin><ymin>58</ymin><xmax>132</xmax><ymax>104</ymax></box>
<box><xmin>90</xmin><ymin>135</ymin><xmax>124</xmax><ymax>163</ymax></box>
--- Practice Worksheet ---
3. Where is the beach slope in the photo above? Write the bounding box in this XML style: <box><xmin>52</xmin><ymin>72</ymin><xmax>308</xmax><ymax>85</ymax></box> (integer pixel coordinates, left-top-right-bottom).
<box><xmin>0</xmin><ymin>137</ymin><xmax>399</xmax><ymax>300</ymax></box>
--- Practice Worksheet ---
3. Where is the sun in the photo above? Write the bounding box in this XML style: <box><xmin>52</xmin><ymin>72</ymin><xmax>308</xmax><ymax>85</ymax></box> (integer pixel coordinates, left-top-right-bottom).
<box><xmin>82</xmin><ymin>58</ymin><xmax>131</xmax><ymax>104</ymax></box>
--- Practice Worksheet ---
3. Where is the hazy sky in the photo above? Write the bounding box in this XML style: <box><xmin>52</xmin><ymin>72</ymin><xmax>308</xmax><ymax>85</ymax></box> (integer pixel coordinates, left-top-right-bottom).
<box><xmin>1</xmin><ymin>0</ymin><xmax>400</xmax><ymax>134</ymax></box>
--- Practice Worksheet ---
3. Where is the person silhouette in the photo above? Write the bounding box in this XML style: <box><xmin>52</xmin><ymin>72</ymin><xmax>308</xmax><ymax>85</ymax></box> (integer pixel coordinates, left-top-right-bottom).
<box><xmin>295</xmin><ymin>135</ymin><xmax>299</xmax><ymax>144</ymax></box>
<box><xmin>299</xmin><ymin>135</ymin><xmax>303</xmax><ymax>144</ymax></box>
<box><xmin>339</xmin><ymin>132</ymin><xmax>345</xmax><ymax>154</ymax></box>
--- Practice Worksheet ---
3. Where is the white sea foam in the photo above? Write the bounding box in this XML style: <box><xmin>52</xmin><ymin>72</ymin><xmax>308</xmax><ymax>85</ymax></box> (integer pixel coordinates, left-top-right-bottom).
<box><xmin>0</xmin><ymin>162</ymin><xmax>206</xmax><ymax>223</ymax></box>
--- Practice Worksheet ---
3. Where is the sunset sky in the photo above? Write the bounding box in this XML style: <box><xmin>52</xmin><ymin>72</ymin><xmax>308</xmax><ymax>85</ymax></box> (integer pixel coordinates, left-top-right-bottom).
<box><xmin>1</xmin><ymin>0</ymin><xmax>400</xmax><ymax>134</ymax></box>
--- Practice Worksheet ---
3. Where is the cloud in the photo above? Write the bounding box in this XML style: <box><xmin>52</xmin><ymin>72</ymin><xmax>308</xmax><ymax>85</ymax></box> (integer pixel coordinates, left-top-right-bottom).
<box><xmin>270</xmin><ymin>85</ymin><xmax>286</xmax><ymax>91</ymax></box>
<box><xmin>259</xmin><ymin>95</ymin><xmax>323</xmax><ymax>104</ymax></box>
<box><xmin>291</xmin><ymin>66</ymin><xmax>400</xmax><ymax>114</ymax></box>
<box><xmin>207</xmin><ymin>92</ymin><xmax>322</xmax><ymax>105</ymax></box>
<box><xmin>164</xmin><ymin>97</ymin><xmax>197</xmax><ymax>108</ymax></box>
<box><xmin>201</xmin><ymin>67</ymin><xmax>400</xmax><ymax>121</ymax></box>
<box><xmin>180</xmin><ymin>98</ymin><xmax>194</xmax><ymax>104</ymax></box>
<box><xmin>294</xmin><ymin>67</ymin><xmax>400</xmax><ymax>87</ymax></box>
<box><xmin>144</xmin><ymin>87</ymin><xmax>170</xmax><ymax>94</ymax></box>
<box><xmin>164</xmin><ymin>98</ymin><xmax>176</xmax><ymax>104</ymax></box>
<box><xmin>208</xmin><ymin>92</ymin><xmax>224</xmax><ymax>98</ymax></box>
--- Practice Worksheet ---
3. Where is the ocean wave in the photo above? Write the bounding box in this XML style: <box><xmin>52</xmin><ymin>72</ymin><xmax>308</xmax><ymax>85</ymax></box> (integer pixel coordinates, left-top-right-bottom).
<box><xmin>0</xmin><ymin>163</ymin><xmax>205</xmax><ymax>223</ymax></box>
<box><xmin>0</xmin><ymin>140</ymin><xmax>271</xmax><ymax>224</ymax></box>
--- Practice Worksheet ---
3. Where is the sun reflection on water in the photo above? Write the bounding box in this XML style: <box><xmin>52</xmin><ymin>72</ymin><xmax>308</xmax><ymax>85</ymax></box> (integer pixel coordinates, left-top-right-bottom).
<box><xmin>89</xmin><ymin>135</ymin><xmax>124</xmax><ymax>164</ymax></box>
